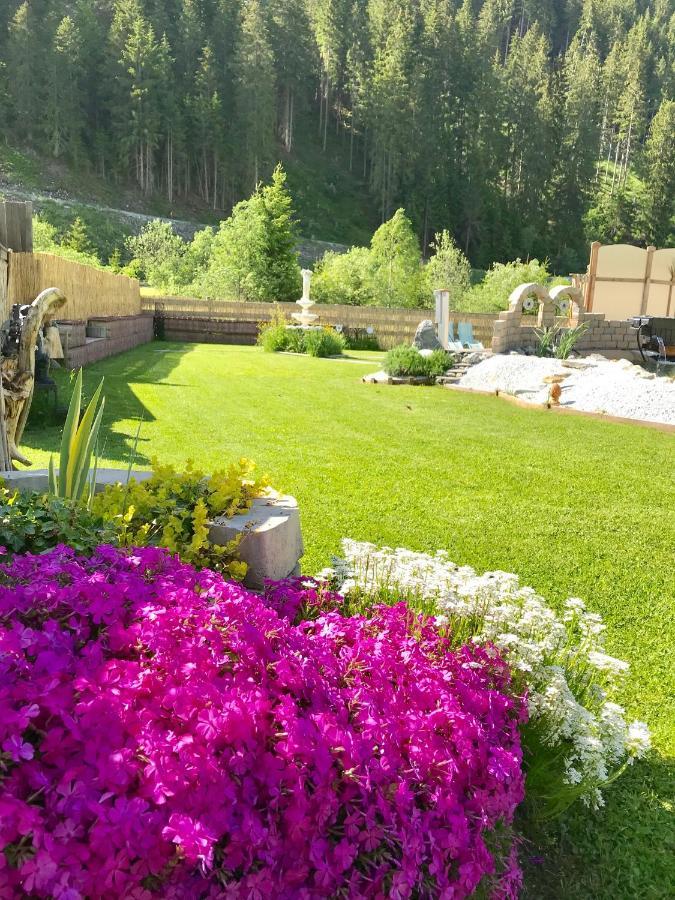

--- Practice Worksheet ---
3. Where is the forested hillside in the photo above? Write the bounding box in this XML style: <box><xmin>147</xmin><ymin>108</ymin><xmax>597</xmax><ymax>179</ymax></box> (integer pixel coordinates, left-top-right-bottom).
<box><xmin>0</xmin><ymin>0</ymin><xmax>673</xmax><ymax>271</ymax></box>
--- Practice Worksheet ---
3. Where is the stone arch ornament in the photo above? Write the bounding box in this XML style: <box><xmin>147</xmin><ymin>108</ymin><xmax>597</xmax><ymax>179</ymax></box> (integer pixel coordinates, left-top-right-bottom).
<box><xmin>506</xmin><ymin>282</ymin><xmax>554</xmax><ymax>327</ymax></box>
<box><xmin>548</xmin><ymin>284</ymin><xmax>585</xmax><ymax>321</ymax></box>
<box><xmin>492</xmin><ymin>282</ymin><xmax>596</xmax><ymax>355</ymax></box>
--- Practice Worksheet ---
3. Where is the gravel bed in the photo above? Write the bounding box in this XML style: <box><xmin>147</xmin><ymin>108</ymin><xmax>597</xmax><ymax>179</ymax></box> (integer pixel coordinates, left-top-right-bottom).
<box><xmin>459</xmin><ymin>354</ymin><xmax>675</xmax><ymax>426</ymax></box>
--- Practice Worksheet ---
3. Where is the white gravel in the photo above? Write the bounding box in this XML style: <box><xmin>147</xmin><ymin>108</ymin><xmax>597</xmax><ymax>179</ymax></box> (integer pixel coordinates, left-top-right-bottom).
<box><xmin>459</xmin><ymin>354</ymin><xmax>675</xmax><ymax>426</ymax></box>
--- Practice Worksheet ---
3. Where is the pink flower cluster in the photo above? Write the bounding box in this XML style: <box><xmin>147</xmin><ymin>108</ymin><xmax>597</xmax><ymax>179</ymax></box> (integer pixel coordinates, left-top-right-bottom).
<box><xmin>0</xmin><ymin>546</ymin><xmax>525</xmax><ymax>898</ymax></box>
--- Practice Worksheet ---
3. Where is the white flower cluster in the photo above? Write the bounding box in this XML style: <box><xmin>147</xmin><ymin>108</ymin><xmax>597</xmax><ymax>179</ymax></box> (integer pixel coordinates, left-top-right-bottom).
<box><xmin>322</xmin><ymin>540</ymin><xmax>651</xmax><ymax>810</ymax></box>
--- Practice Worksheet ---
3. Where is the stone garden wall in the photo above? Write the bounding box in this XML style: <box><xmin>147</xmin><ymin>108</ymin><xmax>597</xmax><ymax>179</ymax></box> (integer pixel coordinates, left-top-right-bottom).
<box><xmin>491</xmin><ymin>283</ymin><xmax>637</xmax><ymax>357</ymax></box>
<box><xmin>57</xmin><ymin>314</ymin><xmax>154</xmax><ymax>368</ymax></box>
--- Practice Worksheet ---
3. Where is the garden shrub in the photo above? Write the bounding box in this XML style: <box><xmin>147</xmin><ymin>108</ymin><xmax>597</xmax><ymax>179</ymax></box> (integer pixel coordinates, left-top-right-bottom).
<box><xmin>257</xmin><ymin>305</ymin><xmax>291</xmax><ymax>352</ymax></box>
<box><xmin>0</xmin><ymin>546</ymin><xmax>524</xmax><ymax>898</ymax></box>
<box><xmin>320</xmin><ymin>540</ymin><xmax>652</xmax><ymax>817</ymax></box>
<box><xmin>302</xmin><ymin>327</ymin><xmax>346</xmax><ymax>357</ymax></box>
<box><xmin>258</xmin><ymin>310</ymin><xmax>346</xmax><ymax>358</ymax></box>
<box><xmin>384</xmin><ymin>345</ymin><xmax>452</xmax><ymax>378</ymax></box>
<box><xmin>0</xmin><ymin>487</ymin><xmax>116</xmax><ymax>558</ymax></box>
<box><xmin>91</xmin><ymin>458</ymin><xmax>267</xmax><ymax>578</ymax></box>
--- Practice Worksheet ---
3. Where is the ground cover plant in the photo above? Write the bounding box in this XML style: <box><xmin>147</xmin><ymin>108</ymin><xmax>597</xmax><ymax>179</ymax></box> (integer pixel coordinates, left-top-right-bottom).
<box><xmin>0</xmin><ymin>546</ymin><xmax>524</xmax><ymax>898</ymax></box>
<box><xmin>20</xmin><ymin>344</ymin><xmax>675</xmax><ymax>899</ymax></box>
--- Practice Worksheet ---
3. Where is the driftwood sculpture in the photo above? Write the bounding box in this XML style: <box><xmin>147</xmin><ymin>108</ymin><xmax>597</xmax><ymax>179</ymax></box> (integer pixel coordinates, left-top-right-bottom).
<box><xmin>0</xmin><ymin>288</ymin><xmax>66</xmax><ymax>469</ymax></box>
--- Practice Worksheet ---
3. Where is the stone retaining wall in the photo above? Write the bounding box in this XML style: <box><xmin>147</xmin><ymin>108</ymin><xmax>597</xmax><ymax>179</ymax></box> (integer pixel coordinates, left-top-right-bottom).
<box><xmin>58</xmin><ymin>314</ymin><xmax>154</xmax><ymax>368</ymax></box>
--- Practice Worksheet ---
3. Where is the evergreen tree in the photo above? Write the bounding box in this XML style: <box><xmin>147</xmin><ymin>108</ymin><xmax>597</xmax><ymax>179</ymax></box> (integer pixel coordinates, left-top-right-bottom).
<box><xmin>641</xmin><ymin>99</ymin><xmax>675</xmax><ymax>245</ymax></box>
<box><xmin>47</xmin><ymin>16</ymin><xmax>85</xmax><ymax>160</ymax></box>
<box><xmin>234</xmin><ymin>0</ymin><xmax>276</xmax><ymax>192</ymax></box>
<box><xmin>370</xmin><ymin>208</ymin><xmax>424</xmax><ymax>307</ymax></box>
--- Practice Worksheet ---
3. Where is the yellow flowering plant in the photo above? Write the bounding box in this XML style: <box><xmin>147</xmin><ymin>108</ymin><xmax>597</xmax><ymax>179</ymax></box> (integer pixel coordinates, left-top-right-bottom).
<box><xmin>92</xmin><ymin>458</ymin><xmax>268</xmax><ymax>579</ymax></box>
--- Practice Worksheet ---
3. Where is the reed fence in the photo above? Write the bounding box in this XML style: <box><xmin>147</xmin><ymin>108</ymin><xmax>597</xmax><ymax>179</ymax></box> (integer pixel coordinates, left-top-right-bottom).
<box><xmin>143</xmin><ymin>296</ymin><xmax>497</xmax><ymax>349</ymax></box>
<box><xmin>5</xmin><ymin>252</ymin><xmax>141</xmax><ymax>321</ymax></box>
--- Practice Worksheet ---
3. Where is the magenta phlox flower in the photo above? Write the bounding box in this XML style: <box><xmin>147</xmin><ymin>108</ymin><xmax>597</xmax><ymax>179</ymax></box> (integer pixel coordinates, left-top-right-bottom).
<box><xmin>0</xmin><ymin>546</ymin><xmax>525</xmax><ymax>897</ymax></box>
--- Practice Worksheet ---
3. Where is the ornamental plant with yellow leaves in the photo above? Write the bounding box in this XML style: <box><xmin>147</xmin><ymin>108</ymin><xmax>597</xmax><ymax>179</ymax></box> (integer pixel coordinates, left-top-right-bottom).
<box><xmin>92</xmin><ymin>458</ymin><xmax>269</xmax><ymax>579</ymax></box>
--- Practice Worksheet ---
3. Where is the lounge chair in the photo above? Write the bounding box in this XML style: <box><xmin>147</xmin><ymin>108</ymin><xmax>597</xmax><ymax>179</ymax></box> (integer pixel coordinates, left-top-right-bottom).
<box><xmin>447</xmin><ymin>322</ymin><xmax>466</xmax><ymax>354</ymax></box>
<box><xmin>457</xmin><ymin>322</ymin><xmax>484</xmax><ymax>351</ymax></box>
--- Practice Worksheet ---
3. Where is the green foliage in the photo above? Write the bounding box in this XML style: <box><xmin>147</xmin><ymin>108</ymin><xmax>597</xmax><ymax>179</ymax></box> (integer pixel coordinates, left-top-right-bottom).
<box><xmin>556</xmin><ymin>324</ymin><xmax>590</xmax><ymax>359</ymax></box>
<box><xmin>91</xmin><ymin>458</ymin><xmax>268</xmax><ymax>577</ymax></box>
<box><xmin>467</xmin><ymin>259</ymin><xmax>555</xmax><ymax>312</ymax></box>
<box><xmin>0</xmin><ymin>487</ymin><xmax>116</xmax><ymax>557</ymax></box>
<box><xmin>535</xmin><ymin>324</ymin><xmax>590</xmax><ymax>359</ymax></box>
<box><xmin>34</xmin><ymin>201</ymin><xmax>135</xmax><ymax>265</ymax></box>
<box><xmin>302</xmin><ymin>328</ymin><xmax>346</xmax><ymax>358</ymax></box>
<box><xmin>384</xmin><ymin>345</ymin><xmax>451</xmax><ymax>378</ymax></box>
<box><xmin>257</xmin><ymin>305</ymin><xmax>291</xmax><ymax>352</ymax></box>
<box><xmin>369</xmin><ymin>209</ymin><xmax>425</xmax><ymax>307</ymax></box>
<box><xmin>49</xmin><ymin>369</ymin><xmax>105</xmax><ymax>504</ymax></box>
<box><xmin>535</xmin><ymin>327</ymin><xmax>557</xmax><ymax>358</ymax></box>
<box><xmin>196</xmin><ymin>166</ymin><xmax>302</xmax><ymax>301</ymax></box>
<box><xmin>0</xmin><ymin>0</ymin><xmax>671</xmax><ymax>273</ymax></box>
<box><xmin>31</xmin><ymin>214</ymin><xmax>104</xmax><ymax>268</ymax></box>
<box><xmin>425</xmin><ymin>231</ymin><xmax>472</xmax><ymax>309</ymax></box>
<box><xmin>312</xmin><ymin>247</ymin><xmax>374</xmax><ymax>305</ymax></box>
<box><xmin>125</xmin><ymin>220</ymin><xmax>189</xmax><ymax>290</ymax></box>
<box><xmin>258</xmin><ymin>310</ymin><xmax>346</xmax><ymax>357</ymax></box>
<box><xmin>62</xmin><ymin>216</ymin><xmax>94</xmax><ymax>255</ymax></box>
<box><xmin>312</xmin><ymin>210</ymin><xmax>426</xmax><ymax>308</ymax></box>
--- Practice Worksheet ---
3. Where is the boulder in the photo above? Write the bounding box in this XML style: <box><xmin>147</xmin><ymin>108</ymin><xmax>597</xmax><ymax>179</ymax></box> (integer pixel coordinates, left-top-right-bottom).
<box><xmin>413</xmin><ymin>320</ymin><xmax>442</xmax><ymax>351</ymax></box>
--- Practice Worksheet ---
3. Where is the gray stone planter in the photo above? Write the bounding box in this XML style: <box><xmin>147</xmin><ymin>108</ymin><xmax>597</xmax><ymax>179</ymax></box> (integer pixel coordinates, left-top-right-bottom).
<box><xmin>1</xmin><ymin>469</ymin><xmax>303</xmax><ymax>591</ymax></box>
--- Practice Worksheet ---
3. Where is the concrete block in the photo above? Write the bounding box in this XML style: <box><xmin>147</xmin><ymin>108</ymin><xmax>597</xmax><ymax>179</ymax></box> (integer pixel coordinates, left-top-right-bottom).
<box><xmin>210</xmin><ymin>493</ymin><xmax>304</xmax><ymax>591</ymax></box>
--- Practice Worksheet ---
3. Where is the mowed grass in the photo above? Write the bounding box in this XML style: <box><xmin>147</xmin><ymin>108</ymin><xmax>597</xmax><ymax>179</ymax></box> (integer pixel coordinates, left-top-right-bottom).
<box><xmin>22</xmin><ymin>343</ymin><xmax>675</xmax><ymax>899</ymax></box>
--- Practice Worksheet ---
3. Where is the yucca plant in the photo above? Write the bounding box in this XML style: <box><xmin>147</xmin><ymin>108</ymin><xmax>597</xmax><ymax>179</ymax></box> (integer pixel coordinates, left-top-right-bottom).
<box><xmin>49</xmin><ymin>369</ymin><xmax>105</xmax><ymax>504</ymax></box>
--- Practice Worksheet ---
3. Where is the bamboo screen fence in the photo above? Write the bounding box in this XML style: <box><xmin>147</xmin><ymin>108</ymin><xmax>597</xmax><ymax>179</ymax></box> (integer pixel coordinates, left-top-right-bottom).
<box><xmin>5</xmin><ymin>252</ymin><xmax>141</xmax><ymax>321</ymax></box>
<box><xmin>142</xmin><ymin>296</ymin><xmax>498</xmax><ymax>349</ymax></box>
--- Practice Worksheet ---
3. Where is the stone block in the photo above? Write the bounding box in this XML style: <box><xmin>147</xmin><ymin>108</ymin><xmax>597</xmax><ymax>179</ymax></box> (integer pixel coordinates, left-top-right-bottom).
<box><xmin>209</xmin><ymin>493</ymin><xmax>304</xmax><ymax>591</ymax></box>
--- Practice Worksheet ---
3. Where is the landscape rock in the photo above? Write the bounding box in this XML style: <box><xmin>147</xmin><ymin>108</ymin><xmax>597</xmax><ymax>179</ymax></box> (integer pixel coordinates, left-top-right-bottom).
<box><xmin>458</xmin><ymin>354</ymin><xmax>675</xmax><ymax>425</ymax></box>
<box><xmin>413</xmin><ymin>320</ymin><xmax>442</xmax><ymax>351</ymax></box>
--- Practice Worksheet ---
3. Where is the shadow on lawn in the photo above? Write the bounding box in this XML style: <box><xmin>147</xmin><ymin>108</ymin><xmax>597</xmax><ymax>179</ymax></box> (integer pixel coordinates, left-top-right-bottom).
<box><xmin>22</xmin><ymin>342</ymin><xmax>194</xmax><ymax>467</ymax></box>
<box><xmin>522</xmin><ymin>755</ymin><xmax>675</xmax><ymax>898</ymax></box>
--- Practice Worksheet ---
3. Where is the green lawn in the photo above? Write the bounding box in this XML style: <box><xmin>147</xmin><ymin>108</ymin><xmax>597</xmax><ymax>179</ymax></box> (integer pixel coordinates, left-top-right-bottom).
<box><xmin>22</xmin><ymin>343</ymin><xmax>674</xmax><ymax>899</ymax></box>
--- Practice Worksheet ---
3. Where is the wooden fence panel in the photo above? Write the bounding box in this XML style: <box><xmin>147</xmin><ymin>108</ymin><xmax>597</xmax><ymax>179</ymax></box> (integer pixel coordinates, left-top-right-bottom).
<box><xmin>144</xmin><ymin>295</ymin><xmax>497</xmax><ymax>349</ymax></box>
<box><xmin>5</xmin><ymin>252</ymin><xmax>141</xmax><ymax>321</ymax></box>
<box><xmin>584</xmin><ymin>242</ymin><xmax>675</xmax><ymax>318</ymax></box>
<box><xmin>0</xmin><ymin>201</ymin><xmax>33</xmax><ymax>252</ymax></box>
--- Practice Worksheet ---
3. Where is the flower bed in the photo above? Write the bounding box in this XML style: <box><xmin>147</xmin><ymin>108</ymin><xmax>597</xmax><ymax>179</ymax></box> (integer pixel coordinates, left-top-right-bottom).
<box><xmin>318</xmin><ymin>541</ymin><xmax>651</xmax><ymax>816</ymax></box>
<box><xmin>0</xmin><ymin>546</ymin><xmax>524</xmax><ymax>898</ymax></box>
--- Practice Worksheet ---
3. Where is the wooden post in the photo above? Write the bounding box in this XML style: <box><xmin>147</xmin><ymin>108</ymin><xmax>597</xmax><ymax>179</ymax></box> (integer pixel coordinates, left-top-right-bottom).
<box><xmin>666</xmin><ymin>268</ymin><xmax>674</xmax><ymax>318</ymax></box>
<box><xmin>586</xmin><ymin>242</ymin><xmax>601</xmax><ymax>312</ymax></box>
<box><xmin>640</xmin><ymin>246</ymin><xmax>656</xmax><ymax>315</ymax></box>
<box><xmin>0</xmin><ymin>201</ymin><xmax>32</xmax><ymax>252</ymax></box>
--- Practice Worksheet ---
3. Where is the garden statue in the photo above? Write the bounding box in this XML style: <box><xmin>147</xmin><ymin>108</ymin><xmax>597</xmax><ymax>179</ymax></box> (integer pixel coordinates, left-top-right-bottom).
<box><xmin>292</xmin><ymin>269</ymin><xmax>319</xmax><ymax>327</ymax></box>
<box><xmin>0</xmin><ymin>287</ymin><xmax>66</xmax><ymax>469</ymax></box>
